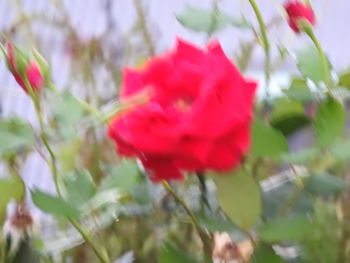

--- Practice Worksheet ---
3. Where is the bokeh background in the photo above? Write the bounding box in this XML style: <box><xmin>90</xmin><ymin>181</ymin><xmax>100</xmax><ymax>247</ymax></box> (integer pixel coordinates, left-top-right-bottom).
<box><xmin>0</xmin><ymin>0</ymin><xmax>349</xmax><ymax>212</ymax></box>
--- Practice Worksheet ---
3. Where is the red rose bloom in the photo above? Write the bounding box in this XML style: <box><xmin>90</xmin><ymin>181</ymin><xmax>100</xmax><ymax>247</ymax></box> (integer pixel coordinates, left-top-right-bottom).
<box><xmin>5</xmin><ymin>42</ymin><xmax>44</xmax><ymax>93</ymax></box>
<box><xmin>284</xmin><ymin>1</ymin><xmax>316</xmax><ymax>32</ymax></box>
<box><xmin>108</xmin><ymin>38</ymin><xmax>257</xmax><ymax>182</ymax></box>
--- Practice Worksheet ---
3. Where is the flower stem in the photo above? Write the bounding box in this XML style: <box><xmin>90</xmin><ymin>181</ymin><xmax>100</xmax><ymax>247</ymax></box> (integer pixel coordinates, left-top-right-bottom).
<box><xmin>303</xmin><ymin>24</ymin><xmax>333</xmax><ymax>96</ymax></box>
<box><xmin>26</xmin><ymin>82</ymin><xmax>110</xmax><ymax>263</ymax></box>
<box><xmin>161</xmin><ymin>181</ymin><xmax>212</xmax><ymax>262</ymax></box>
<box><xmin>247</xmin><ymin>0</ymin><xmax>271</xmax><ymax>100</ymax></box>
<box><xmin>70</xmin><ymin>219</ymin><xmax>110</xmax><ymax>263</ymax></box>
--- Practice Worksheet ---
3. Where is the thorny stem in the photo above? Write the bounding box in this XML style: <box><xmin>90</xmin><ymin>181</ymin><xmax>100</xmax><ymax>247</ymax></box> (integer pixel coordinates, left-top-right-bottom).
<box><xmin>303</xmin><ymin>24</ymin><xmax>333</xmax><ymax>96</ymax></box>
<box><xmin>26</xmin><ymin>81</ymin><xmax>110</xmax><ymax>263</ymax></box>
<box><xmin>162</xmin><ymin>181</ymin><xmax>212</xmax><ymax>263</ymax></box>
<box><xmin>247</xmin><ymin>0</ymin><xmax>271</xmax><ymax>101</ymax></box>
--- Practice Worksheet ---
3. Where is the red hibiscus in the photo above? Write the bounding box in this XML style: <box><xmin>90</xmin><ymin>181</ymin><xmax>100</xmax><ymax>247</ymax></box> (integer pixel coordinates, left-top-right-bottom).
<box><xmin>5</xmin><ymin>42</ymin><xmax>44</xmax><ymax>93</ymax></box>
<box><xmin>108</xmin><ymin>38</ymin><xmax>257</xmax><ymax>181</ymax></box>
<box><xmin>284</xmin><ymin>1</ymin><xmax>316</xmax><ymax>32</ymax></box>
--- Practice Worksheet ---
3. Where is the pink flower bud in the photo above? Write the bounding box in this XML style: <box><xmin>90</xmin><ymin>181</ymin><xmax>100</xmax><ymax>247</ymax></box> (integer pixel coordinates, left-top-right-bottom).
<box><xmin>284</xmin><ymin>1</ymin><xmax>316</xmax><ymax>33</ymax></box>
<box><xmin>4</xmin><ymin>42</ymin><xmax>44</xmax><ymax>94</ymax></box>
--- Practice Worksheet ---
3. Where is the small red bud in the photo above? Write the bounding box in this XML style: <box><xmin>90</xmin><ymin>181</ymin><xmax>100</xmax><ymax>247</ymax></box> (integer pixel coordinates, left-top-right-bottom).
<box><xmin>3</xmin><ymin>42</ymin><xmax>45</xmax><ymax>94</ymax></box>
<box><xmin>284</xmin><ymin>1</ymin><xmax>316</xmax><ymax>33</ymax></box>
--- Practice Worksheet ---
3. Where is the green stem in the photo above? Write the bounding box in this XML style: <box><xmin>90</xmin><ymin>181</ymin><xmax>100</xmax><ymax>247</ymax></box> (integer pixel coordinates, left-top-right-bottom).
<box><xmin>196</xmin><ymin>173</ymin><xmax>210</xmax><ymax>210</ymax></box>
<box><xmin>303</xmin><ymin>24</ymin><xmax>333</xmax><ymax>96</ymax></box>
<box><xmin>162</xmin><ymin>181</ymin><xmax>212</xmax><ymax>263</ymax></box>
<box><xmin>70</xmin><ymin>219</ymin><xmax>110</xmax><ymax>263</ymax></box>
<box><xmin>26</xmin><ymin>82</ymin><xmax>110</xmax><ymax>263</ymax></box>
<box><xmin>247</xmin><ymin>0</ymin><xmax>271</xmax><ymax>100</ymax></box>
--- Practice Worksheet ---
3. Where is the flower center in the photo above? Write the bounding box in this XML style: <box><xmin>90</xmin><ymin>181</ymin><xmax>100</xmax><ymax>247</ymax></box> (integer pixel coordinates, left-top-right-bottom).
<box><xmin>173</xmin><ymin>98</ymin><xmax>193</xmax><ymax>112</ymax></box>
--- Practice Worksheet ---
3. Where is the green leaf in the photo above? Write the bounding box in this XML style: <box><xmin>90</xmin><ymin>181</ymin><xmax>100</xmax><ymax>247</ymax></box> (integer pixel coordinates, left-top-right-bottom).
<box><xmin>31</xmin><ymin>190</ymin><xmax>80</xmax><ymax>219</ymax></box>
<box><xmin>270</xmin><ymin>99</ymin><xmax>310</xmax><ymax>136</ymax></box>
<box><xmin>330</xmin><ymin>140</ymin><xmax>350</xmax><ymax>161</ymax></box>
<box><xmin>297</xmin><ymin>46</ymin><xmax>326</xmax><ymax>83</ymax></box>
<box><xmin>304</xmin><ymin>173</ymin><xmax>347</xmax><ymax>196</ymax></box>
<box><xmin>281</xmin><ymin>147</ymin><xmax>320</xmax><ymax>164</ymax></box>
<box><xmin>258</xmin><ymin>215</ymin><xmax>314</xmax><ymax>242</ymax></box>
<box><xmin>252</xmin><ymin>245</ymin><xmax>284</xmax><ymax>263</ymax></box>
<box><xmin>262</xmin><ymin>181</ymin><xmax>312</xmax><ymax>219</ymax></box>
<box><xmin>0</xmin><ymin>118</ymin><xmax>35</xmax><ymax>155</ymax></box>
<box><xmin>63</xmin><ymin>170</ymin><xmax>96</xmax><ymax>207</ymax></box>
<box><xmin>0</xmin><ymin>176</ymin><xmax>26</xmax><ymax>217</ymax></box>
<box><xmin>252</xmin><ymin>119</ymin><xmax>289</xmax><ymax>158</ymax></box>
<box><xmin>52</xmin><ymin>92</ymin><xmax>85</xmax><ymax>138</ymax></box>
<box><xmin>57</xmin><ymin>139</ymin><xmax>81</xmax><ymax>172</ymax></box>
<box><xmin>314</xmin><ymin>98</ymin><xmax>345</xmax><ymax>146</ymax></box>
<box><xmin>158</xmin><ymin>242</ymin><xmax>198</xmax><ymax>263</ymax></box>
<box><xmin>214</xmin><ymin>169</ymin><xmax>261</xmax><ymax>231</ymax></box>
<box><xmin>100</xmin><ymin>160</ymin><xmax>139</xmax><ymax>191</ymax></box>
<box><xmin>283</xmin><ymin>78</ymin><xmax>313</xmax><ymax>102</ymax></box>
<box><xmin>176</xmin><ymin>6</ymin><xmax>250</xmax><ymax>34</ymax></box>
<box><xmin>338</xmin><ymin>71</ymin><xmax>350</xmax><ymax>89</ymax></box>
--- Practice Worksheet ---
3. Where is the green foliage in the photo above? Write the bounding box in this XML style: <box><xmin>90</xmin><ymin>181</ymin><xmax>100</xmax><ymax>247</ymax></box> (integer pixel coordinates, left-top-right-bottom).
<box><xmin>258</xmin><ymin>215</ymin><xmax>314</xmax><ymax>242</ymax></box>
<box><xmin>338</xmin><ymin>71</ymin><xmax>350</xmax><ymax>89</ymax></box>
<box><xmin>52</xmin><ymin>91</ymin><xmax>85</xmax><ymax>139</ymax></box>
<box><xmin>270</xmin><ymin>99</ymin><xmax>310</xmax><ymax>135</ymax></box>
<box><xmin>100</xmin><ymin>160</ymin><xmax>140</xmax><ymax>191</ymax></box>
<box><xmin>314</xmin><ymin>98</ymin><xmax>345</xmax><ymax>146</ymax></box>
<box><xmin>262</xmin><ymin>181</ymin><xmax>312</xmax><ymax>219</ymax></box>
<box><xmin>283</xmin><ymin>78</ymin><xmax>313</xmax><ymax>102</ymax></box>
<box><xmin>214</xmin><ymin>169</ymin><xmax>261</xmax><ymax>231</ymax></box>
<box><xmin>300</xmin><ymin>201</ymin><xmax>340</xmax><ymax>263</ymax></box>
<box><xmin>0</xmin><ymin>176</ymin><xmax>25</xmax><ymax>218</ymax></box>
<box><xmin>31</xmin><ymin>189</ymin><xmax>80</xmax><ymax>219</ymax></box>
<box><xmin>282</xmin><ymin>147</ymin><xmax>320</xmax><ymax>164</ymax></box>
<box><xmin>177</xmin><ymin>6</ymin><xmax>250</xmax><ymax>34</ymax></box>
<box><xmin>329</xmin><ymin>139</ymin><xmax>350</xmax><ymax>161</ymax></box>
<box><xmin>297</xmin><ymin>46</ymin><xmax>326</xmax><ymax>83</ymax></box>
<box><xmin>252</xmin><ymin>245</ymin><xmax>284</xmax><ymax>263</ymax></box>
<box><xmin>252</xmin><ymin>119</ymin><xmax>289</xmax><ymax>158</ymax></box>
<box><xmin>62</xmin><ymin>170</ymin><xmax>97</xmax><ymax>207</ymax></box>
<box><xmin>158</xmin><ymin>242</ymin><xmax>198</xmax><ymax>263</ymax></box>
<box><xmin>303</xmin><ymin>172</ymin><xmax>347</xmax><ymax>197</ymax></box>
<box><xmin>0</xmin><ymin>118</ymin><xmax>35</xmax><ymax>155</ymax></box>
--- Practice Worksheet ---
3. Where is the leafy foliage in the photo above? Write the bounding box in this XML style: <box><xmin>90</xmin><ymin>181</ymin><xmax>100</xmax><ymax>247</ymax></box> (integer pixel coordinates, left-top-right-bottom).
<box><xmin>214</xmin><ymin>169</ymin><xmax>261</xmax><ymax>231</ymax></box>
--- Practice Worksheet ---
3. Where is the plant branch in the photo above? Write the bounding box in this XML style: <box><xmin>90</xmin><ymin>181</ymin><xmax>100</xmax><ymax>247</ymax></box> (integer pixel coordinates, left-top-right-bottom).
<box><xmin>302</xmin><ymin>24</ymin><xmax>333</xmax><ymax>96</ymax></box>
<box><xmin>162</xmin><ymin>181</ymin><xmax>212</xmax><ymax>263</ymax></box>
<box><xmin>25</xmin><ymin>80</ymin><xmax>110</xmax><ymax>263</ymax></box>
<box><xmin>247</xmin><ymin>0</ymin><xmax>271</xmax><ymax>100</ymax></box>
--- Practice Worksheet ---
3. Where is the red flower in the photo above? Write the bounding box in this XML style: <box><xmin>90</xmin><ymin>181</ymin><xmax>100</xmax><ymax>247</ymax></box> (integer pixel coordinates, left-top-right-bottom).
<box><xmin>284</xmin><ymin>1</ymin><xmax>316</xmax><ymax>32</ymax></box>
<box><xmin>4</xmin><ymin>42</ymin><xmax>44</xmax><ymax>93</ymax></box>
<box><xmin>108</xmin><ymin>38</ymin><xmax>257</xmax><ymax>182</ymax></box>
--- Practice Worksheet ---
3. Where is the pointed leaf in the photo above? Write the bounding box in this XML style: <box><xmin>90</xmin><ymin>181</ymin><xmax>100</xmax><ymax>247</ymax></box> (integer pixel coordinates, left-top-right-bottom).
<box><xmin>338</xmin><ymin>71</ymin><xmax>350</xmax><ymax>89</ymax></box>
<box><xmin>31</xmin><ymin>190</ymin><xmax>80</xmax><ymax>219</ymax></box>
<box><xmin>100</xmin><ymin>160</ymin><xmax>139</xmax><ymax>191</ymax></box>
<box><xmin>252</xmin><ymin>119</ymin><xmax>289</xmax><ymax>158</ymax></box>
<box><xmin>304</xmin><ymin>173</ymin><xmax>347</xmax><ymax>196</ymax></box>
<box><xmin>0</xmin><ymin>118</ymin><xmax>35</xmax><ymax>155</ymax></box>
<box><xmin>63</xmin><ymin>170</ymin><xmax>96</xmax><ymax>207</ymax></box>
<box><xmin>314</xmin><ymin>98</ymin><xmax>345</xmax><ymax>146</ymax></box>
<box><xmin>177</xmin><ymin>6</ymin><xmax>250</xmax><ymax>34</ymax></box>
<box><xmin>297</xmin><ymin>46</ymin><xmax>326</xmax><ymax>83</ymax></box>
<box><xmin>214</xmin><ymin>169</ymin><xmax>261</xmax><ymax>231</ymax></box>
<box><xmin>258</xmin><ymin>215</ymin><xmax>314</xmax><ymax>242</ymax></box>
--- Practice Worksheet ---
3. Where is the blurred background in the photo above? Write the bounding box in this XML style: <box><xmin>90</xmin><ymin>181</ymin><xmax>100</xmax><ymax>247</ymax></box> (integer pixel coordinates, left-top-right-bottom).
<box><xmin>0</xmin><ymin>0</ymin><xmax>349</xmax><ymax>212</ymax></box>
